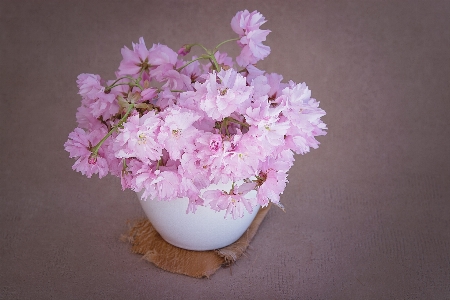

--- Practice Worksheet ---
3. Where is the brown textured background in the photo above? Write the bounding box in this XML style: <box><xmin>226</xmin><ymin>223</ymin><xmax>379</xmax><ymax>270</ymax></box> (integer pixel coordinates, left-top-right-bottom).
<box><xmin>1</xmin><ymin>0</ymin><xmax>449</xmax><ymax>299</ymax></box>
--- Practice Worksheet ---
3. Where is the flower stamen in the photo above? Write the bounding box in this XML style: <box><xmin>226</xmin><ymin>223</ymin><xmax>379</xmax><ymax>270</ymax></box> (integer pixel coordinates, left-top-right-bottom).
<box><xmin>219</xmin><ymin>88</ymin><xmax>228</xmax><ymax>96</ymax></box>
<box><xmin>172</xmin><ymin>129</ymin><xmax>181</xmax><ymax>137</ymax></box>
<box><xmin>138</xmin><ymin>133</ymin><xmax>147</xmax><ymax>144</ymax></box>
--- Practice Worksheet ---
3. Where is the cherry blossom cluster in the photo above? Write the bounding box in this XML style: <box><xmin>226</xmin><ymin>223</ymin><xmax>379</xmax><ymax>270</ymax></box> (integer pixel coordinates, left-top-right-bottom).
<box><xmin>64</xmin><ymin>10</ymin><xmax>327</xmax><ymax>219</ymax></box>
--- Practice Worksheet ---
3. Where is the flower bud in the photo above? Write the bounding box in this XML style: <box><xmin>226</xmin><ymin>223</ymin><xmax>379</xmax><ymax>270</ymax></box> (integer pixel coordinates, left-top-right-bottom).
<box><xmin>177</xmin><ymin>44</ymin><xmax>193</xmax><ymax>56</ymax></box>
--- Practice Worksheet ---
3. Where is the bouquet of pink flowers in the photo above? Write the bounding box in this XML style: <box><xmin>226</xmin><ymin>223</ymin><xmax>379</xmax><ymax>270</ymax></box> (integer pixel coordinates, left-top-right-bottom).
<box><xmin>64</xmin><ymin>10</ymin><xmax>327</xmax><ymax>219</ymax></box>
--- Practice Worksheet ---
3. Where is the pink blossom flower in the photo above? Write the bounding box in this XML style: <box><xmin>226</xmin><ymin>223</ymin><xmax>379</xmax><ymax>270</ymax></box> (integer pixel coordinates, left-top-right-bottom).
<box><xmin>175</xmin><ymin>169</ymin><xmax>206</xmax><ymax>213</ymax></box>
<box><xmin>231</xmin><ymin>10</ymin><xmax>268</xmax><ymax>35</ymax></box>
<box><xmin>107</xmin><ymin>157</ymin><xmax>141</xmax><ymax>190</ymax></box>
<box><xmin>255</xmin><ymin>151</ymin><xmax>293</xmax><ymax>206</ymax></box>
<box><xmin>76</xmin><ymin>74</ymin><xmax>120</xmax><ymax>120</ymax></box>
<box><xmin>77</xmin><ymin>74</ymin><xmax>104</xmax><ymax>99</ymax></box>
<box><xmin>81</xmin><ymin>92</ymin><xmax>118</xmax><ymax>120</ymax></box>
<box><xmin>64</xmin><ymin>127</ymin><xmax>109</xmax><ymax>178</ymax></box>
<box><xmin>177</xmin><ymin>169</ymin><xmax>200</xmax><ymax>197</ymax></box>
<box><xmin>101</xmin><ymin>135</ymin><xmax>125</xmax><ymax>178</ymax></box>
<box><xmin>221</xmin><ymin>133</ymin><xmax>262</xmax><ymax>182</ymax></box>
<box><xmin>157</xmin><ymin>107</ymin><xmax>201</xmax><ymax>160</ymax></box>
<box><xmin>282</xmin><ymin>82</ymin><xmax>312</xmax><ymax>110</ymax></box>
<box><xmin>246</xmin><ymin>100</ymin><xmax>290</xmax><ymax>155</ymax></box>
<box><xmin>75</xmin><ymin>105</ymin><xmax>103</xmax><ymax>130</ymax></box>
<box><xmin>150</xmin><ymin>169</ymin><xmax>181</xmax><ymax>201</ymax></box>
<box><xmin>154</xmin><ymin>88</ymin><xmax>177</xmax><ymax>110</ymax></box>
<box><xmin>231</xmin><ymin>10</ymin><xmax>271</xmax><ymax>67</ymax></box>
<box><xmin>199</xmin><ymin>69</ymin><xmax>253</xmax><ymax>120</ymax></box>
<box><xmin>186</xmin><ymin>196</ymin><xmax>204</xmax><ymax>214</ymax></box>
<box><xmin>113</xmin><ymin>111</ymin><xmax>162</xmax><ymax>164</ymax></box>
<box><xmin>184</xmin><ymin>132</ymin><xmax>225</xmax><ymax>183</ymax></box>
<box><xmin>266</xmin><ymin>72</ymin><xmax>285</xmax><ymax>100</ymax></box>
<box><xmin>160</xmin><ymin>69</ymin><xmax>192</xmax><ymax>91</ymax></box>
<box><xmin>203</xmin><ymin>189</ymin><xmax>254</xmax><ymax>220</ymax></box>
<box><xmin>119</xmin><ymin>167</ymin><xmax>134</xmax><ymax>190</ymax></box>
<box><xmin>256</xmin><ymin>168</ymin><xmax>286</xmax><ymax>206</ymax></box>
<box><xmin>133</xmin><ymin>161</ymin><xmax>158</xmax><ymax>198</ymax></box>
<box><xmin>178</xmin><ymin>85</ymin><xmax>211</xmax><ymax>122</ymax></box>
<box><xmin>249</xmin><ymin>74</ymin><xmax>270</xmax><ymax>100</ymax></box>
<box><xmin>118</xmin><ymin>37</ymin><xmax>151</xmax><ymax>76</ymax></box>
<box><xmin>281</xmin><ymin>82</ymin><xmax>327</xmax><ymax>154</ymax></box>
<box><xmin>140</xmin><ymin>88</ymin><xmax>158</xmax><ymax>101</ymax></box>
<box><xmin>179</xmin><ymin>151</ymin><xmax>211</xmax><ymax>188</ymax></box>
<box><xmin>245</xmin><ymin>64</ymin><xmax>265</xmax><ymax>85</ymax></box>
<box><xmin>148</xmin><ymin>43</ymin><xmax>178</xmax><ymax>66</ymax></box>
<box><xmin>236</xmin><ymin>30</ymin><xmax>271</xmax><ymax>66</ymax></box>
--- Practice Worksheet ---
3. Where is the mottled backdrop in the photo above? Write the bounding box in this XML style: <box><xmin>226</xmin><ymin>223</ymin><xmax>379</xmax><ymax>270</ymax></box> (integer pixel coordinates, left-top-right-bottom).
<box><xmin>1</xmin><ymin>0</ymin><xmax>449</xmax><ymax>299</ymax></box>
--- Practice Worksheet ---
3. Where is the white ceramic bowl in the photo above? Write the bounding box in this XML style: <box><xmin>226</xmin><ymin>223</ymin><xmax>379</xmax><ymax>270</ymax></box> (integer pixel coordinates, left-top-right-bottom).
<box><xmin>136</xmin><ymin>182</ymin><xmax>259</xmax><ymax>251</ymax></box>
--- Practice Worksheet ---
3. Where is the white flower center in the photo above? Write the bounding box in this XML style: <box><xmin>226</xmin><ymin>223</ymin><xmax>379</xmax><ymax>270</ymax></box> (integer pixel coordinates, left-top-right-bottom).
<box><xmin>138</xmin><ymin>133</ymin><xmax>147</xmax><ymax>144</ymax></box>
<box><xmin>172</xmin><ymin>129</ymin><xmax>182</xmax><ymax>138</ymax></box>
